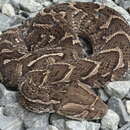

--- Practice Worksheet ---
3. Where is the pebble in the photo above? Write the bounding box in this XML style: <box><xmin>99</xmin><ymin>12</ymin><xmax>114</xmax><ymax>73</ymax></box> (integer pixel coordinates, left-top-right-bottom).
<box><xmin>51</xmin><ymin>118</ymin><xmax>65</xmax><ymax>130</ymax></box>
<box><xmin>42</xmin><ymin>1</ymin><xmax>52</xmax><ymax>7</ymax></box>
<box><xmin>0</xmin><ymin>114</ymin><xmax>23</xmax><ymax>130</ymax></box>
<box><xmin>0</xmin><ymin>13</ymin><xmax>12</xmax><ymax>31</ymax></box>
<box><xmin>3</xmin><ymin>103</ymin><xmax>25</xmax><ymax>119</ymax></box>
<box><xmin>0</xmin><ymin>91</ymin><xmax>18</xmax><ymax>106</ymax></box>
<box><xmin>19</xmin><ymin>0</ymin><xmax>43</xmax><ymax>12</ymax></box>
<box><xmin>105</xmin><ymin>81</ymin><xmax>130</xmax><ymax>99</ymax></box>
<box><xmin>126</xmin><ymin>100</ymin><xmax>130</xmax><ymax>114</ymax></box>
<box><xmin>118</xmin><ymin>123</ymin><xmax>130</xmax><ymax>130</ymax></box>
<box><xmin>66</xmin><ymin>120</ymin><xmax>100</xmax><ymax>130</ymax></box>
<box><xmin>108</xmin><ymin>97</ymin><xmax>130</xmax><ymax>126</ymax></box>
<box><xmin>98</xmin><ymin>88</ymin><xmax>109</xmax><ymax>102</ymax></box>
<box><xmin>0</xmin><ymin>83</ymin><xmax>6</xmax><ymax>99</ymax></box>
<box><xmin>101</xmin><ymin>109</ymin><xmax>120</xmax><ymax>130</ymax></box>
<box><xmin>48</xmin><ymin>125</ymin><xmax>59</xmax><ymax>130</ymax></box>
<box><xmin>65</xmin><ymin>120</ymin><xmax>87</xmax><ymax>130</ymax></box>
<box><xmin>50</xmin><ymin>114</ymin><xmax>66</xmax><ymax>130</ymax></box>
<box><xmin>23</xmin><ymin>112</ymin><xmax>49</xmax><ymax>129</ymax></box>
<box><xmin>122</xmin><ymin>1</ymin><xmax>130</xmax><ymax>10</ymax></box>
<box><xmin>0</xmin><ymin>0</ymin><xmax>9</xmax><ymax>9</ymax></box>
<box><xmin>2</xmin><ymin>3</ymin><xmax>15</xmax><ymax>16</ymax></box>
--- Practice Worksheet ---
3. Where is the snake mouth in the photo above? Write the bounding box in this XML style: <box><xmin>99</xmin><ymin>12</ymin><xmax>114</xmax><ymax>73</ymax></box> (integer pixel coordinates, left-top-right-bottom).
<box><xmin>79</xmin><ymin>36</ymin><xmax>93</xmax><ymax>57</ymax></box>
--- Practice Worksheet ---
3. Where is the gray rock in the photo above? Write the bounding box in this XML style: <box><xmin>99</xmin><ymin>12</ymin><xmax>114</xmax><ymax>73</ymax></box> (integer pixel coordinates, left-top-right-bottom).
<box><xmin>53</xmin><ymin>0</ymin><xmax>69</xmax><ymax>3</ymax></box>
<box><xmin>9</xmin><ymin>15</ymin><xmax>25</xmax><ymax>26</ymax></box>
<box><xmin>48</xmin><ymin>125</ymin><xmax>59</xmax><ymax>130</ymax></box>
<box><xmin>105</xmin><ymin>81</ymin><xmax>130</xmax><ymax>99</ymax></box>
<box><xmin>0</xmin><ymin>114</ymin><xmax>23</xmax><ymax>130</ymax></box>
<box><xmin>10</xmin><ymin>0</ymin><xmax>20</xmax><ymax>9</ymax></box>
<box><xmin>108</xmin><ymin>97</ymin><xmax>130</xmax><ymax>126</ymax></box>
<box><xmin>101</xmin><ymin>109</ymin><xmax>120</xmax><ymax>130</ymax></box>
<box><xmin>27</xmin><ymin>127</ymin><xmax>46</xmax><ymax>130</ymax></box>
<box><xmin>3</xmin><ymin>103</ymin><xmax>25</xmax><ymax>120</ymax></box>
<box><xmin>0</xmin><ymin>0</ymin><xmax>9</xmax><ymax>9</ymax></box>
<box><xmin>122</xmin><ymin>1</ymin><xmax>130</xmax><ymax>9</ymax></box>
<box><xmin>66</xmin><ymin>120</ymin><xmax>87</xmax><ymax>130</ymax></box>
<box><xmin>50</xmin><ymin>114</ymin><xmax>66</xmax><ymax>130</ymax></box>
<box><xmin>66</xmin><ymin>120</ymin><xmax>100</xmax><ymax>130</ymax></box>
<box><xmin>51</xmin><ymin>118</ymin><xmax>65</xmax><ymax>130</ymax></box>
<box><xmin>43</xmin><ymin>1</ymin><xmax>52</xmax><ymax>7</ymax></box>
<box><xmin>23</xmin><ymin>112</ymin><xmax>49</xmax><ymax>129</ymax></box>
<box><xmin>126</xmin><ymin>100</ymin><xmax>130</xmax><ymax>114</ymax></box>
<box><xmin>0</xmin><ymin>13</ymin><xmax>12</xmax><ymax>31</ymax></box>
<box><xmin>118</xmin><ymin>123</ymin><xmax>130</xmax><ymax>130</ymax></box>
<box><xmin>70</xmin><ymin>0</ymin><xmax>93</xmax><ymax>2</ymax></box>
<box><xmin>2</xmin><ymin>3</ymin><xmax>15</xmax><ymax>16</ymax></box>
<box><xmin>19</xmin><ymin>0</ymin><xmax>43</xmax><ymax>12</ymax></box>
<box><xmin>86</xmin><ymin>121</ymin><xmax>100</xmax><ymax>130</ymax></box>
<box><xmin>98</xmin><ymin>88</ymin><xmax>109</xmax><ymax>102</ymax></box>
<box><xmin>0</xmin><ymin>91</ymin><xmax>18</xmax><ymax>106</ymax></box>
<box><xmin>0</xmin><ymin>83</ymin><xmax>7</xmax><ymax>99</ymax></box>
<box><xmin>0</xmin><ymin>107</ymin><xmax>3</xmax><ymax>115</ymax></box>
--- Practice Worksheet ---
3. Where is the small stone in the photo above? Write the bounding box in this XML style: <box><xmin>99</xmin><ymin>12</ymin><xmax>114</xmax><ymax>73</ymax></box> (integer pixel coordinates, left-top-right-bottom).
<box><xmin>3</xmin><ymin>103</ymin><xmax>25</xmax><ymax>120</ymax></box>
<box><xmin>126</xmin><ymin>100</ymin><xmax>130</xmax><ymax>114</ymax></box>
<box><xmin>0</xmin><ymin>114</ymin><xmax>23</xmax><ymax>130</ymax></box>
<box><xmin>98</xmin><ymin>88</ymin><xmax>109</xmax><ymax>102</ymax></box>
<box><xmin>108</xmin><ymin>97</ymin><xmax>130</xmax><ymax>126</ymax></box>
<box><xmin>0</xmin><ymin>91</ymin><xmax>18</xmax><ymax>106</ymax></box>
<box><xmin>53</xmin><ymin>0</ymin><xmax>69</xmax><ymax>3</ymax></box>
<box><xmin>0</xmin><ymin>83</ymin><xmax>7</xmax><ymax>99</ymax></box>
<box><xmin>66</xmin><ymin>120</ymin><xmax>100</xmax><ymax>130</ymax></box>
<box><xmin>23</xmin><ymin>112</ymin><xmax>49</xmax><ymax>129</ymax></box>
<box><xmin>86</xmin><ymin>121</ymin><xmax>100</xmax><ymax>130</ymax></box>
<box><xmin>10</xmin><ymin>0</ymin><xmax>20</xmax><ymax>9</ymax></box>
<box><xmin>122</xmin><ymin>1</ymin><xmax>130</xmax><ymax>9</ymax></box>
<box><xmin>2</xmin><ymin>3</ymin><xmax>15</xmax><ymax>16</ymax></box>
<box><xmin>27</xmin><ymin>127</ymin><xmax>45</xmax><ymax>130</ymax></box>
<box><xmin>51</xmin><ymin>118</ymin><xmax>65</xmax><ymax>130</ymax></box>
<box><xmin>65</xmin><ymin>120</ymin><xmax>86</xmax><ymax>130</ymax></box>
<box><xmin>43</xmin><ymin>1</ymin><xmax>52</xmax><ymax>7</ymax></box>
<box><xmin>118</xmin><ymin>123</ymin><xmax>130</xmax><ymax>130</ymax></box>
<box><xmin>105</xmin><ymin>81</ymin><xmax>130</xmax><ymax>99</ymax></box>
<box><xmin>0</xmin><ymin>0</ymin><xmax>9</xmax><ymax>9</ymax></box>
<box><xmin>0</xmin><ymin>13</ymin><xmax>12</xmax><ymax>31</ymax></box>
<box><xmin>101</xmin><ymin>109</ymin><xmax>120</xmax><ymax>130</ymax></box>
<box><xmin>48</xmin><ymin>125</ymin><xmax>59</xmax><ymax>130</ymax></box>
<box><xmin>70</xmin><ymin>0</ymin><xmax>93</xmax><ymax>2</ymax></box>
<box><xmin>19</xmin><ymin>0</ymin><xmax>43</xmax><ymax>12</ymax></box>
<box><xmin>50</xmin><ymin>114</ymin><xmax>66</xmax><ymax>130</ymax></box>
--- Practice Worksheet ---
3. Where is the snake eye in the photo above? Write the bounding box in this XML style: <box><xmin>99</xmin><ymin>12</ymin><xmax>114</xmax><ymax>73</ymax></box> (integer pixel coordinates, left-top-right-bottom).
<box><xmin>79</xmin><ymin>36</ymin><xmax>93</xmax><ymax>56</ymax></box>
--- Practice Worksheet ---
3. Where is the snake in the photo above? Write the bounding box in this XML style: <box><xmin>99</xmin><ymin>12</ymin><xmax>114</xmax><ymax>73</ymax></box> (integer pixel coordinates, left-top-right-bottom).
<box><xmin>0</xmin><ymin>2</ymin><xmax>130</xmax><ymax>120</ymax></box>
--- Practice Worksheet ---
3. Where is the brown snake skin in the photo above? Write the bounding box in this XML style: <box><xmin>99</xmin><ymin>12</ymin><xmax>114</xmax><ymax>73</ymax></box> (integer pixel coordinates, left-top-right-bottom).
<box><xmin>0</xmin><ymin>2</ymin><xmax>130</xmax><ymax>120</ymax></box>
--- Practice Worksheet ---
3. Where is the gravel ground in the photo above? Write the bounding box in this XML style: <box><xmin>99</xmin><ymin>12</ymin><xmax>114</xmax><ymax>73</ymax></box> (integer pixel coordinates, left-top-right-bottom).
<box><xmin>0</xmin><ymin>0</ymin><xmax>130</xmax><ymax>130</ymax></box>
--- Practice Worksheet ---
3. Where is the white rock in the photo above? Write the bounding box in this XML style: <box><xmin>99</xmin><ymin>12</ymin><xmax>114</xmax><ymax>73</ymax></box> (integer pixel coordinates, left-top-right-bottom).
<box><xmin>66</xmin><ymin>120</ymin><xmax>86</xmax><ymax>130</ymax></box>
<box><xmin>66</xmin><ymin>120</ymin><xmax>100</xmax><ymax>130</ymax></box>
<box><xmin>2</xmin><ymin>3</ymin><xmax>15</xmax><ymax>16</ymax></box>
<box><xmin>105</xmin><ymin>81</ymin><xmax>130</xmax><ymax>99</ymax></box>
<box><xmin>0</xmin><ymin>115</ymin><xmax>23</xmax><ymax>130</ymax></box>
<box><xmin>126</xmin><ymin>100</ymin><xmax>130</xmax><ymax>114</ymax></box>
<box><xmin>101</xmin><ymin>109</ymin><xmax>120</xmax><ymax>130</ymax></box>
<box><xmin>19</xmin><ymin>0</ymin><xmax>43</xmax><ymax>12</ymax></box>
<box><xmin>48</xmin><ymin>125</ymin><xmax>59</xmax><ymax>130</ymax></box>
<box><xmin>43</xmin><ymin>1</ymin><xmax>52</xmax><ymax>7</ymax></box>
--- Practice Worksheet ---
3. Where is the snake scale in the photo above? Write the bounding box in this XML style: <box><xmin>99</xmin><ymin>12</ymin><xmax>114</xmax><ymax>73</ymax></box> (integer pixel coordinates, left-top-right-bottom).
<box><xmin>0</xmin><ymin>2</ymin><xmax>130</xmax><ymax>120</ymax></box>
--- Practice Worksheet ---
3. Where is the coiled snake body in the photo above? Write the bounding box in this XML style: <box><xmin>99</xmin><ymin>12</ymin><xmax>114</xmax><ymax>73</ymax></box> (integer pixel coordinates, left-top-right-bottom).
<box><xmin>0</xmin><ymin>2</ymin><xmax>130</xmax><ymax>120</ymax></box>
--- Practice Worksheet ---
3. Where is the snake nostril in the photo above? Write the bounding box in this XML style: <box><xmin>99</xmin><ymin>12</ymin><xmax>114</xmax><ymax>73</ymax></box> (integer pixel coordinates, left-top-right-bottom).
<box><xmin>79</xmin><ymin>36</ymin><xmax>93</xmax><ymax>56</ymax></box>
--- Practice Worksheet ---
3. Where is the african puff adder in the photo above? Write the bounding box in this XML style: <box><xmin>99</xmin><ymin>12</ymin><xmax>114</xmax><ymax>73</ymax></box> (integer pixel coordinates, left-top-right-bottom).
<box><xmin>0</xmin><ymin>2</ymin><xmax>130</xmax><ymax>120</ymax></box>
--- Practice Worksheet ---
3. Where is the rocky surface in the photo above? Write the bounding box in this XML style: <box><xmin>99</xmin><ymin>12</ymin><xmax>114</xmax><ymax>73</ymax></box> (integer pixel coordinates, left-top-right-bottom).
<box><xmin>0</xmin><ymin>0</ymin><xmax>130</xmax><ymax>130</ymax></box>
